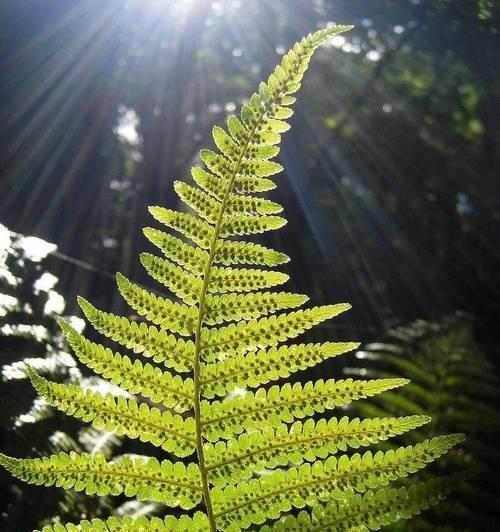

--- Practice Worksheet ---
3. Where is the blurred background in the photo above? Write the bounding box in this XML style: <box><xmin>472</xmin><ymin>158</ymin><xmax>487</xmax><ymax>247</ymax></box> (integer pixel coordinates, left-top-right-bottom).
<box><xmin>0</xmin><ymin>1</ymin><xmax>499</xmax><ymax>531</ymax></box>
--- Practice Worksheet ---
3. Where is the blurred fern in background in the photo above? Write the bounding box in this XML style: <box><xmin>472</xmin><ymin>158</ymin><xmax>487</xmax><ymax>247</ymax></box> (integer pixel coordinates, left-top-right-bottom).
<box><xmin>345</xmin><ymin>312</ymin><xmax>500</xmax><ymax>531</ymax></box>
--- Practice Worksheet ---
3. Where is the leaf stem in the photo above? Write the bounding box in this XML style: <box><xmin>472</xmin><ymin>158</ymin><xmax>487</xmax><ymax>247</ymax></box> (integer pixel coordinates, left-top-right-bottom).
<box><xmin>192</xmin><ymin>42</ymin><xmax>310</xmax><ymax>531</ymax></box>
<box><xmin>192</xmin><ymin>133</ymin><xmax>259</xmax><ymax>531</ymax></box>
<box><xmin>192</xmin><ymin>120</ymin><xmax>255</xmax><ymax>532</ymax></box>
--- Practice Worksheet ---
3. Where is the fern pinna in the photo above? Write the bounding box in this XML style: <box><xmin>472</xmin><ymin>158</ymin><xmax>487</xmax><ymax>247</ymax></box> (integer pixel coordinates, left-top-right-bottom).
<box><xmin>0</xmin><ymin>26</ymin><xmax>464</xmax><ymax>532</ymax></box>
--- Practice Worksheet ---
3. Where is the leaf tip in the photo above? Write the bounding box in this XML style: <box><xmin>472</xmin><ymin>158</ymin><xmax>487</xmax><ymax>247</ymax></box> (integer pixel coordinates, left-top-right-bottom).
<box><xmin>77</xmin><ymin>295</ymin><xmax>94</xmax><ymax>315</ymax></box>
<box><xmin>57</xmin><ymin>317</ymin><xmax>73</xmax><ymax>336</ymax></box>
<box><xmin>26</xmin><ymin>365</ymin><xmax>47</xmax><ymax>394</ymax></box>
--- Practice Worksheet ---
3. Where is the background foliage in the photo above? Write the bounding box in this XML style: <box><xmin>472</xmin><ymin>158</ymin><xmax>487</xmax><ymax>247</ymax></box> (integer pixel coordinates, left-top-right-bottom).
<box><xmin>345</xmin><ymin>312</ymin><xmax>500</xmax><ymax>530</ymax></box>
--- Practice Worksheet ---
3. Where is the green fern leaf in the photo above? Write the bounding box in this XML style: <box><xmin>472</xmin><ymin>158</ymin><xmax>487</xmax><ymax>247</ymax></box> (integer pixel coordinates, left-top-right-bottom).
<box><xmin>262</xmin><ymin>478</ymin><xmax>458</xmax><ymax>531</ymax></box>
<box><xmin>192</xmin><ymin>166</ymin><xmax>277</xmax><ymax>197</ymax></box>
<box><xmin>78</xmin><ymin>296</ymin><xmax>195</xmax><ymax>370</ymax></box>
<box><xmin>211</xmin><ymin>125</ymin><xmax>279</xmax><ymax>160</ymax></box>
<box><xmin>149</xmin><ymin>207</ymin><xmax>213</xmax><ymax>249</ymax></box>
<box><xmin>36</xmin><ymin>513</ymin><xmax>211</xmax><ymax>532</ymax></box>
<box><xmin>204</xmin><ymin>292</ymin><xmax>308</xmax><ymax>325</ymax></box>
<box><xmin>37</xmin><ymin>512</ymin><xmax>210</xmax><ymax>532</ymax></box>
<box><xmin>213</xmin><ymin>240</ymin><xmax>289</xmax><ymax>267</ymax></box>
<box><xmin>59</xmin><ymin>320</ymin><xmax>194</xmax><ymax>412</ymax></box>
<box><xmin>0</xmin><ymin>452</ymin><xmax>202</xmax><ymax>508</ymax></box>
<box><xmin>219</xmin><ymin>214</ymin><xmax>286</xmax><ymax>238</ymax></box>
<box><xmin>140</xmin><ymin>253</ymin><xmax>202</xmax><ymax>304</ymax></box>
<box><xmin>200</xmin><ymin>342</ymin><xmax>359</xmax><ymax>398</ymax></box>
<box><xmin>209</xmin><ymin>266</ymin><xmax>289</xmax><ymax>293</ymax></box>
<box><xmin>204</xmin><ymin>415</ymin><xmax>430</xmax><ymax>487</ymax></box>
<box><xmin>200</xmin><ymin>378</ymin><xmax>408</xmax><ymax>441</ymax></box>
<box><xmin>0</xmin><ymin>25</ymin><xmax>464</xmax><ymax>532</ymax></box>
<box><xmin>348</xmin><ymin>316</ymin><xmax>499</xmax><ymax>529</ymax></box>
<box><xmin>200</xmin><ymin>305</ymin><xmax>352</xmax><ymax>361</ymax></box>
<box><xmin>175</xmin><ymin>181</ymin><xmax>283</xmax><ymax>221</ymax></box>
<box><xmin>174</xmin><ymin>180</ymin><xmax>222</xmax><ymax>223</ymax></box>
<box><xmin>116</xmin><ymin>272</ymin><xmax>198</xmax><ymax>335</ymax></box>
<box><xmin>225</xmin><ymin>192</ymin><xmax>283</xmax><ymax>216</ymax></box>
<box><xmin>28</xmin><ymin>368</ymin><xmax>196</xmax><ymax>456</ymax></box>
<box><xmin>200</xmin><ymin>149</ymin><xmax>284</xmax><ymax>178</ymax></box>
<box><xmin>142</xmin><ymin>227</ymin><xmax>208</xmax><ymax>274</ymax></box>
<box><xmin>211</xmin><ymin>435</ymin><xmax>464</xmax><ymax>530</ymax></box>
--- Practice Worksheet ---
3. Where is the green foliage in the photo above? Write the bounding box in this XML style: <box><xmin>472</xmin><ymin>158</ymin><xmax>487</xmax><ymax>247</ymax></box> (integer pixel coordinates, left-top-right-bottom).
<box><xmin>210</xmin><ymin>436</ymin><xmax>462</xmax><ymax>531</ymax></box>
<box><xmin>27</xmin><ymin>367</ymin><xmax>196</xmax><ymax>457</ymax></box>
<box><xmin>0</xmin><ymin>452</ymin><xmax>202</xmax><ymax>509</ymax></box>
<box><xmin>0</xmin><ymin>27</ymin><xmax>464</xmax><ymax>531</ymax></box>
<box><xmin>36</xmin><ymin>514</ymin><xmax>211</xmax><ymax>532</ymax></box>
<box><xmin>262</xmin><ymin>477</ymin><xmax>458</xmax><ymax>532</ymax></box>
<box><xmin>59</xmin><ymin>320</ymin><xmax>194</xmax><ymax>412</ymax></box>
<box><xmin>204</xmin><ymin>415</ymin><xmax>431</xmax><ymax>487</ymax></box>
<box><xmin>345</xmin><ymin>313</ymin><xmax>499</xmax><ymax>530</ymax></box>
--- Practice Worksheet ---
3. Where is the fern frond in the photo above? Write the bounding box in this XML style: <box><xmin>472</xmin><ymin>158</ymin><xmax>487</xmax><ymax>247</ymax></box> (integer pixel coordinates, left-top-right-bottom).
<box><xmin>213</xmin><ymin>240</ymin><xmax>289</xmax><ymax>267</ymax></box>
<box><xmin>200</xmin><ymin>342</ymin><xmax>359</xmax><ymax>398</ymax></box>
<box><xmin>204</xmin><ymin>415</ymin><xmax>430</xmax><ymax>486</ymax></box>
<box><xmin>200</xmin><ymin>378</ymin><xmax>408</xmax><ymax>441</ymax></box>
<box><xmin>174</xmin><ymin>180</ymin><xmax>222</xmax><ymax>223</ymax></box>
<box><xmin>142</xmin><ymin>253</ymin><xmax>289</xmax><ymax>299</ymax></box>
<box><xmin>219</xmin><ymin>214</ymin><xmax>286</xmax><ymax>238</ymax></box>
<box><xmin>36</xmin><ymin>513</ymin><xmax>211</xmax><ymax>532</ymax></box>
<box><xmin>348</xmin><ymin>315</ymin><xmax>499</xmax><ymax>529</ymax></box>
<box><xmin>143</xmin><ymin>227</ymin><xmax>208</xmax><ymax>274</ymax></box>
<box><xmin>78</xmin><ymin>297</ymin><xmax>195</xmax><ymax>370</ymax></box>
<box><xmin>200</xmin><ymin>305</ymin><xmax>351</xmax><ymax>361</ymax></box>
<box><xmin>175</xmin><ymin>181</ymin><xmax>283</xmax><ymax>221</ymax></box>
<box><xmin>211</xmin><ymin>435</ymin><xmax>464</xmax><ymax>530</ymax></box>
<box><xmin>225</xmin><ymin>192</ymin><xmax>283</xmax><ymax>216</ymax></box>
<box><xmin>0</xmin><ymin>25</ymin><xmax>464</xmax><ymax>532</ymax></box>
<box><xmin>59</xmin><ymin>320</ymin><xmax>194</xmax><ymax>412</ymax></box>
<box><xmin>209</xmin><ymin>266</ymin><xmax>289</xmax><ymax>293</ymax></box>
<box><xmin>200</xmin><ymin>149</ymin><xmax>284</xmax><ymax>179</ymax></box>
<box><xmin>140</xmin><ymin>253</ymin><xmax>202</xmax><ymax>304</ymax></box>
<box><xmin>211</xmin><ymin>124</ymin><xmax>280</xmax><ymax>160</ymax></box>
<box><xmin>0</xmin><ymin>452</ymin><xmax>202</xmax><ymax>508</ymax></box>
<box><xmin>262</xmin><ymin>478</ymin><xmax>457</xmax><ymax>531</ymax></box>
<box><xmin>204</xmin><ymin>292</ymin><xmax>308</xmax><ymax>325</ymax></box>
<box><xmin>116</xmin><ymin>272</ymin><xmax>197</xmax><ymax>335</ymax></box>
<box><xmin>28</xmin><ymin>369</ymin><xmax>196</xmax><ymax>456</ymax></box>
<box><xmin>191</xmin><ymin>167</ymin><xmax>277</xmax><ymax>199</ymax></box>
<box><xmin>98</xmin><ymin>273</ymin><xmax>196</xmax><ymax>337</ymax></box>
<box><xmin>149</xmin><ymin>207</ymin><xmax>214</xmax><ymax>249</ymax></box>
